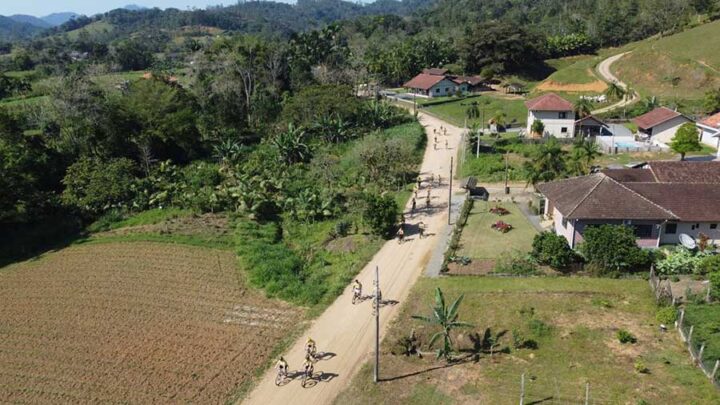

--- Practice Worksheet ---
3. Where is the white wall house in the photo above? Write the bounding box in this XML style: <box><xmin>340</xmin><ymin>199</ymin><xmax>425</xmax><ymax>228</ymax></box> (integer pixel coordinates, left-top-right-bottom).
<box><xmin>403</xmin><ymin>71</ymin><xmax>468</xmax><ymax>98</ymax></box>
<box><xmin>525</xmin><ymin>93</ymin><xmax>576</xmax><ymax>138</ymax></box>
<box><xmin>633</xmin><ymin>107</ymin><xmax>693</xmax><ymax>146</ymax></box>
<box><xmin>697</xmin><ymin>112</ymin><xmax>720</xmax><ymax>157</ymax></box>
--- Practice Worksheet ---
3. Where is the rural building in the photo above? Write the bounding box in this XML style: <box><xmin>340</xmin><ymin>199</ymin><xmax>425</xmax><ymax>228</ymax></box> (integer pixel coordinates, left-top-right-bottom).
<box><xmin>697</xmin><ymin>112</ymin><xmax>720</xmax><ymax>156</ymax></box>
<box><xmin>633</xmin><ymin>107</ymin><xmax>692</xmax><ymax>145</ymax></box>
<box><xmin>537</xmin><ymin>161</ymin><xmax>720</xmax><ymax>248</ymax></box>
<box><xmin>525</xmin><ymin>93</ymin><xmax>576</xmax><ymax>138</ymax></box>
<box><xmin>575</xmin><ymin>115</ymin><xmax>611</xmax><ymax>137</ymax></box>
<box><xmin>402</xmin><ymin>68</ymin><xmax>474</xmax><ymax>98</ymax></box>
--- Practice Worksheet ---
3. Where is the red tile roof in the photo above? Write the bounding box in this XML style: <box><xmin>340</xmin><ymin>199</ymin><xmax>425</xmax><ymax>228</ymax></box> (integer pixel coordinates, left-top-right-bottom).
<box><xmin>524</xmin><ymin>93</ymin><xmax>574</xmax><ymax>112</ymax></box>
<box><xmin>403</xmin><ymin>73</ymin><xmax>447</xmax><ymax>90</ymax></box>
<box><xmin>632</xmin><ymin>107</ymin><xmax>685</xmax><ymax>130</ymax></box>
<box><xmin>538</xmin><ymin>162</ymin><xmax>720</xmax><ymax>222</ymax></box>
<box><xmin>699</xmin><ymin>112</ymin><xmax>720</xmax><ymax>129</ymax></box>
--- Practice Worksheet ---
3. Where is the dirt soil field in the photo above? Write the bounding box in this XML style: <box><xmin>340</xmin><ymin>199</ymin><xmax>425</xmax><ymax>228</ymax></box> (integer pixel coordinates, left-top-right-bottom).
<box><xmin>0</xmin><ymin>242</ymin><xmax>302</xmax><ymax>403</ymax></box>
<box><xmin>536</xmin><ymin>78</ymin><xmax>607</xmax><ymax>93</ymax></box>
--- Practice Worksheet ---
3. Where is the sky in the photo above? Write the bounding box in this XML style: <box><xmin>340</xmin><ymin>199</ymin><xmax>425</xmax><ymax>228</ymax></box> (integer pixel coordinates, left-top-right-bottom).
<box><xmin>0</xmin><ymin>1</ymin><xmax>293</xmax><ymax>17</ymax></box>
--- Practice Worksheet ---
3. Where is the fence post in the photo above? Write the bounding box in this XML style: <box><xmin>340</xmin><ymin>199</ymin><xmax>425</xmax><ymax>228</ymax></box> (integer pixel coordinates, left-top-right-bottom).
<box><xmin>712</xmin><ymin>360</ymin><xmax>720</xmax><ymax>380</ymax></box>
<box><xmin>584</xmin><ymin>382</ymin><xmax>589</xmax><ymax>405</ymax></box>
<box><xmin>698</xmin><ymin>343</ymin><xmax>706</xmax><ymax>365</ymax></box>
<box><xmin>707</xmin><ymin>282</ymin><xmax>712</xmax><ymax>303</ymax></box>
<box><xmin>520</xmin><ymin>373</ymin><xmax>525</xmax><ymax>405</ymax></box>
<box><xmin>677</xmin><ymin>309</ymin><xmax>684</xmax><ymax>330</ymax></box>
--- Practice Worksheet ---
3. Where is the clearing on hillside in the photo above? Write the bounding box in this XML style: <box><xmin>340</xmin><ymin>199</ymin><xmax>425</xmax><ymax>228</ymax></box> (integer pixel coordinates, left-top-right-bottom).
<box><xmin>0</xmin><ymin>242</ymin><xmax>302</xmax><ymax>403</ymax></box>
<box><xmin>612</xmin><ymin>20</ymin><xmax>720</xmax><ymax>101</ymax></box>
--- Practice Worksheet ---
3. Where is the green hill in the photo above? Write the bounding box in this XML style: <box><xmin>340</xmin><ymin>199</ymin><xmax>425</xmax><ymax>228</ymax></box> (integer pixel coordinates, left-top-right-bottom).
<box><xmin>612</xmin><ymin>20</ymin><xmax>720</xmax><ymax>101</ymax></box>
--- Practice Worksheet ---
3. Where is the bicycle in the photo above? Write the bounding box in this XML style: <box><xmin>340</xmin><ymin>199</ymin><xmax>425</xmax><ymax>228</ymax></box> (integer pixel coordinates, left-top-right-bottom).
<box><xmin>275</xmin><ymin>368</ymin><xmax>289</xmax><ymax>386</ymax></box>
<box><xmin>301</xmin><ymin>366</ymin><xmax>315</xmax><ymax>388</ymax></box>
<box><xmin>352</xmin><ymin>288</ymin><xmax>363</xmax><ymax>305</ymax></box>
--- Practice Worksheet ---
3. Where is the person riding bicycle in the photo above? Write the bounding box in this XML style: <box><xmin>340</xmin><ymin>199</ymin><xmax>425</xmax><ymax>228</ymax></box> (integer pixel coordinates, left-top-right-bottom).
<box><xmin>426</xmin><ymin>196</ymin><xmax>431</xmax><ymax>208</ymax></box>
<box><xmin>306</xmin><ymin>338</ymin><xmax>317</xmax><ymax>358</ymax></box>
<box><xmin>411</xmin><ymin>198</ymin><xmax>416</xmax><ymax>213</ymax></box>
<box><xmin>352</xmin><ymin>279</ymin><xmax>362</xmax><ymax>298</ymax></box>
<box><xmin>397</xmin><ymin>226</ymin><xmax>405</xmax><ymax>242</ymax></box>
<box><xmin>303</xmin><ymin>355</ymin><xmax>315</xmax><ymax>378</ymax></box>
<box><xmin>419</xmin><ymin>222</ymin><xmax>425</xmax><ymax>238</ymax></box>
<box><xmin>276</xmin><ymin>356</ymin><xmax>288</xmax><ymax>376</ymax></box>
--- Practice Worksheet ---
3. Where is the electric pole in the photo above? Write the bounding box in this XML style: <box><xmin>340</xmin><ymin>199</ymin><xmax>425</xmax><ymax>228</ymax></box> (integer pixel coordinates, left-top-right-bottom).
<box><xmin>373</xmin><ymin>265</ymin><xmax>380</xmax><ymax>383</ymax></box>
<box><xmin>448</xmin><ymin>156</ymin><xmax>453</xmax><ymax>225</ymax></box>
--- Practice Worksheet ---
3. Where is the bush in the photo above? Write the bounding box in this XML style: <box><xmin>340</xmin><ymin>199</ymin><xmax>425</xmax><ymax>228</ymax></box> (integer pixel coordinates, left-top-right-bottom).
<box><xmin>710</xmin><ymin>271</ymin><xmax>720</xmax><ymax>301</ymax></box>
<box><xmin>698</xmin><ymin>255</ymin><xmax>720</xmax><ymax>275</ymax></box>
<box><xmin>617</xmin><ymin>329</ymin><xmax>637</xmax><ymax>344</ymax></box>
<box><xmin>656</xmin><ymin>247</ymin><xmax>703</xmax><ymax>275</ymax></box>
<box><xmin>531</xmin><ymin>232</ymin><xmax>576</xmax><ymax>270</ymax></box>
<box><xmin>634</xmin><ymin>359</ymin><xmax>649</xmax><ymax>374</ymax></box>
<box><xmin>579</xmin><ymin>225</ymin><xmax>651</xmax><ymax>274</ymax></box>
<box><xmin>361</xmin><ymin>193</ymin><xmax>398</xmax><ymax>237</ymax></box>
<box><xmin>334</xmin><ymin>220</ymin><xmax>352</xmax><ymax>238</ymax></box>
<box><xmin>61</xmin><ymin>157</ymin><xmax>138</xmax><ymax>216</ymax></box>
<box><xmin>656</xmin><ymin>306</ymin><xmax>677</xmax><ymax>325</ymax></box>
<box><xmin>494</xmin><ymin>252</ymin><xmax>538</xmax><ymax>275</ymax></box>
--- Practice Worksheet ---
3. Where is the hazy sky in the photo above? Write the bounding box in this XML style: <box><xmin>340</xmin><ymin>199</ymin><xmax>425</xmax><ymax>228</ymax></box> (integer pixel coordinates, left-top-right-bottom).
<box><xmin>0</xmin><ymin>1</ymin><xmax>295</xmax><ymax>17</ymax></box>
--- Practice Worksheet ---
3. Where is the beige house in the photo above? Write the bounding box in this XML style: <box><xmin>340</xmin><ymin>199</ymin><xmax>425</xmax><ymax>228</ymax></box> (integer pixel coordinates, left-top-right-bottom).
<box><xmin>633</xmin><ymin>107</ymin><xmax>693</xmax><ymax>145</ymax></box>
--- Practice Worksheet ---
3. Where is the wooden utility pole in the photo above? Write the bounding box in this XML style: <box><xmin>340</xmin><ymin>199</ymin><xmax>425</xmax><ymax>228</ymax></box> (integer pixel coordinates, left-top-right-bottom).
<box><xmin>520</xmin><ymin>373</ymin><xmax>525</xmax><ymax>405</ymax></box>
<box><xmin>448</xmin><ymin>157</ymin><xmax>453</xmax><ymax>225</ymax></box>
<box><xmin>584</xmin><ymin>382</ymin><xmax>590</xmax><ymax>405</ymax></box>
<box><xmin>504</xmin><ymin>151</ymin><xmax>510</xmax><ymax>194</ymax></box>
<box><xmin>373</xmin><ymin>265</ymin><xmax>380</xmax><ymax>383</ymax></box>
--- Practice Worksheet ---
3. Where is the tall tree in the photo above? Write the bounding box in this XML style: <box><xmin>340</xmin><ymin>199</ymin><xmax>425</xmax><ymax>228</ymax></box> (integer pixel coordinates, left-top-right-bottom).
<box><xmin>524</xmin><ymin>137</ymin><xmax>567</xmax><ymax>185</ymax></box>
<box><xmin>670</xmin><ymin>122</ymin><xmax>702</xmax><ymax>161</ymax></box>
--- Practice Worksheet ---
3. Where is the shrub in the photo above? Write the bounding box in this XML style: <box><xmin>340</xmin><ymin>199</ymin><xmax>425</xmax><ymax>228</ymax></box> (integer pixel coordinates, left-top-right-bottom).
<box><xmin>334</xmin><ymin>220</ymin><xmax>352</xmax><ymax>238</ymax></box>
<box><xmin>698</xmin><ymin>255</ymin><xmax>720</xmax><ymax>275</ymax></box>
<box><xmin>361</xmin><ymin>193</ymin><xmax>398</xmax><ymax>237</ymax></box>
<box><xmin>579</xmin><ymin>225</ymin><xmax>650</xmax><ymax>274</ymax></box>
<box><xmin>528</xmin><ymin>319</ymin><xmax>553</xmax><ymax>338</ymax></box>
<box><xmin>494</xmin><ymin>252</ymin><xmax>538</xmax><ymax>275</ymax></box>
<box><xmin>489</xmin><ymin>206</ymin><xmax>510</xmax><ymax>216</ymax></box>
<box><xmin>656</xmin><ymin>306</ymin><xmax>677</xmax><ymax>325</ymax></box>
<box><xmin>531</xmin><ymin>232</ymin><xmax>576</xmax><ymax>270</ymax></box>
<box><xmin>617</xmin><ymin>329</ymin><xmax>637</xmax><ymax>344</ymax></box>
<box><xmin>634</xmin><ymin>359</ymin><xmax>649</xmax><ymax>374</ymax></box>
<box><xmin>491</xmin><ymin>220</ymin><xmax>513</xmax><ymax>233</ymax></box>
<box><xmin>656</xmin><ymin>247</ymin><xmax>703</xmax><ymax>275</ymax></box>
<box><xmin>591</xmin><ymin>298</ymin><xmax>613</xmax><ymax>308</ymax></box>
<box><xmin>61</xmin><ymin>157</ymin><xmax>138</xmax><ymax>216</ymax></box>
<box><xmin>710</xmin><ymin>271</ymin><xmax>720</xmax><ymax>301</ymax></box>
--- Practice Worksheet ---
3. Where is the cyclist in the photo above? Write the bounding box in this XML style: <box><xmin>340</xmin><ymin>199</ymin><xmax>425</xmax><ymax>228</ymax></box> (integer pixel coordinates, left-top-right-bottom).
<box><xmin>302</xmin><ymin>355</ymin><xmax>315</xmax><ymax>380</ymax></box>
<box><xmin>276</xmin><ymin>356</ymin><xmax>288</xmax><ymax>376</ymax></box>
<box><xmin>426</xmin><ymin>196</ymin><xmax>431</xmax><ymax>209</ymax></box>
<box><xmin>411</xmin><ymin>198</ymin><xmax>416</xmax><ymax>213</ymax></box>
<box><xmin>419</xmin><ymin>222</ymin><xmax>425</xmax><ymax>238</ymax></box>
<box><xmin>352</xmin><ymin>279</ymin><xmax>363</xmax><ymax>300</ymax></box>
<box><xmin>397</xmin><ymin>226</ymin><xmax>405</xmax><ymax>243</ymax></box>
<box><xmin>305</xmin><ymin>338</ymin><xmax>317</xmax><ymax>358</ymax></box>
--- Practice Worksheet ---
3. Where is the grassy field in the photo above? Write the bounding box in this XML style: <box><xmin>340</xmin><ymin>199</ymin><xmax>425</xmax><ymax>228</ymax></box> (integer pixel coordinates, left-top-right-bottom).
<box><xmin>420</xmin><ymin>94</ymin><xmax>528</xmax><ymax>128</ymax></box>
<box><xmin>336</xmin><ymin>277</ymin><xmax>720</xmax><ymax>404</ymax></box>
<box><xmin>613</xmin><ymin>20</ymin><xmax>720</xmax><ymax>101</ymax></box>
<box><xmin>684</xmin><ymin>303</ymin><xmax>720</xmax><ymax>372</ymax></box>
<box><xmin>66</xmin><ymin>21</ymin><xmax>114</xmax><ymax>40</ymax></box>
<box><xmin>542</xmin><ymin>54</ymin><xmax>604</xmax><ymax>85</ymax></box>
<box><xmin>457</xmin><ymin>202</ymin><xmax>536</xmax><ymax>260</ymax></box>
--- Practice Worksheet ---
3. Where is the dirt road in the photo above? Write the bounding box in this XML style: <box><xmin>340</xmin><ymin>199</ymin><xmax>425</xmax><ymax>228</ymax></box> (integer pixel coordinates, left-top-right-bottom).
<box><xmin>592</xmin><ymin>52</ymin><xmax>638</xmax><ymax>115</ymax></box>
<box><xmin>241</xmin><ymin>113</ymin><xmax>463</xmax><ymax>405</ymax></box>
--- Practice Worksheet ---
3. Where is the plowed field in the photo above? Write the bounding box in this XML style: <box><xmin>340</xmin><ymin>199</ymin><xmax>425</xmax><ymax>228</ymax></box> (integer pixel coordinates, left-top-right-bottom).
<box><xmin>0</xmin><ymin>242</ymin><xmax>301</xmax><ymax>403</ymax></box>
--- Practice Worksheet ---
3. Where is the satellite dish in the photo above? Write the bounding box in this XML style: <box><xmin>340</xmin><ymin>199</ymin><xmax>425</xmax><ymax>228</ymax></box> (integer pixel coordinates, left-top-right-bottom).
<box><xmin>679</xmin><ymin>234</ymin><xmax>697</xmax><ymax>250</ymax></box>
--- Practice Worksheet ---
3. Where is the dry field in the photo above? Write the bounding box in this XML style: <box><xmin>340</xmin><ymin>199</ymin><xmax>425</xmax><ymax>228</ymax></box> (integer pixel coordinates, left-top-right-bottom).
<box><xmin>0</xmin><ymin>242</ymin><xmax>302</xmax><ymax>403</ymax></box>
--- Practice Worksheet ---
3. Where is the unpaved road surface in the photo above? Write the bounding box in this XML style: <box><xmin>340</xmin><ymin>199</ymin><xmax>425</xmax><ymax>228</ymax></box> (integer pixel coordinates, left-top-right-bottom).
<box><xmin>593</xmin><ymin>52</ymin><xmax>638</xmax><ymax>115</ymax></box>
<box><xmin>241</xmin><ymin>113</ymin><xmax>463</xmax><ymax>405</ymax></box>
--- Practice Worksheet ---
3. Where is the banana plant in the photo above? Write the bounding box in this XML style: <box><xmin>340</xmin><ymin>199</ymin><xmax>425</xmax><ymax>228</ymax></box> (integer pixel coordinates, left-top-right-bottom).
<box><xmin>412</xmin><ymin>288</ymin><xmax>473</xmax><ymax>361</ymax></box>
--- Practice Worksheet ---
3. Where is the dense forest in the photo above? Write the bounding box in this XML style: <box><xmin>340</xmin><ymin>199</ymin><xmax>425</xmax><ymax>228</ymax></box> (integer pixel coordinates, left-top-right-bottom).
<box><xmin>2</xmin><ymin>0</ymin><xmax>720</xmax><ymax>265</ymax></box>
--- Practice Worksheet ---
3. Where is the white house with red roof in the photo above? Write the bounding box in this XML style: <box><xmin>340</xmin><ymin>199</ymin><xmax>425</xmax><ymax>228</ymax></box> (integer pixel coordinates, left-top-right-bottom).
<box><xmin>632</xmin><ymin>107</ymin><xmax>692</xmax><ymax>145</ymax></box>
<box><xmin>402</xmin><ymin>68</ymin><xmax>469</xmax><ymax>98</ymax></box>
<box><xmin>525</xmin><ymin>93</ymin><xmax>576</xmax><ymax>138</ymax></box>
<box><xmin>697</xmin><ymin>111</ymin><xmax>720</xmax><ymax>156</ymax></box>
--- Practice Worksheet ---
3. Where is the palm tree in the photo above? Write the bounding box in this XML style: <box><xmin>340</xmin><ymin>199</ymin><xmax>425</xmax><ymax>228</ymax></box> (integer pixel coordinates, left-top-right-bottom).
<box><xmin>524</xmin><ymin>137</ymin><xmax>567</xmax><ymax>186</ymax></box>
<box><xmin>574</xmin><ymin>98</ymin><xmax>593</xmax><ymax>118</ymax></box>
<box><xmin>271</xmin><ymin>123</ymin><xmax>311</xmax><ymax>165</ymax></box>
<box><xmin>642</xmin><ymin>96</ymin><xmax>659</xmax><ymax>112</ymax></box>
<box><xmin>412</xmin><ymin>287</ymin><xmax>473</xmax><ymax>361</ymax></box>
<box><xmin>466</xmin><ymin>101</ymin><xmax>480</xmax><ymax>121</ymax></box>
<box><xmin>605</xmin><ymin>81</ymin><xmax>626</xmax><ymax>101</ymax></box>
<box><xmin>568</xmin><ymin>138</ymin><xmax>600</xmax><ymax>175</ymax></box>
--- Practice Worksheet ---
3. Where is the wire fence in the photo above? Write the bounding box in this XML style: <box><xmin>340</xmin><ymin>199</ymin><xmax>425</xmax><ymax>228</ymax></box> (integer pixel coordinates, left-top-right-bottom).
<box><xmin>676</xmin><ymin>308</ymin><xmax>720</xmax><ymax>388</ymax></box>
<box><xmin>485</xmin><ymin>374</ymin><xmax>623</xmax><ymax>405</ymax></box>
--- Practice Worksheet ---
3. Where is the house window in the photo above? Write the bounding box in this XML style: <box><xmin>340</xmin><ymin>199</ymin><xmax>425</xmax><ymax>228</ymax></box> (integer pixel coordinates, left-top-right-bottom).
<box><xmin>561</xmin><ymin>218</ymin><xmax>568</xmax><ymax>229</ymax></box>
<box><xmin>633</xmin><ymin>225</ymin><xmax>653</xmax><ymax>238</ymax></box>
<box><xmin>623</xmin><ymin>219</ymin><xmax>632</xmax><ymax>226</ymax></box>
<box><xmin>561</xmin><ymin>127</ymin><xmax>568</xmax><ymax>134</ymax></box>
<box><xmin>559</xmin><ymin>112</ymin><xmax>567</xmax><ymax>119</ymax></box>
<box><xmin>711</xmin><ymin>224</ymin><xmax>718</xmax><ymax>230</ymax></box>
<box><xmin>665</xmin><ymin>223</ymin><xmax>677</xmax><ymax>234</ymax></box>
<box><xmin>445</xmin><ymin>87</ymin><xmax>450</xmax><ymax>93</ymax></box>
<box><xmin>435</xmin><ymin>88</ymin><xmax>440</xmax><ymax>93</ymax></box>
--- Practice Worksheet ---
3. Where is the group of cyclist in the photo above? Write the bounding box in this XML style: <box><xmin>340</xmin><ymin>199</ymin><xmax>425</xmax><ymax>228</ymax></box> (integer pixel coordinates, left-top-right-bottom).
<box><xmin>275</xmin><ymin>337</ymin><xmax>318</xmax><ymax>386</ymax></box>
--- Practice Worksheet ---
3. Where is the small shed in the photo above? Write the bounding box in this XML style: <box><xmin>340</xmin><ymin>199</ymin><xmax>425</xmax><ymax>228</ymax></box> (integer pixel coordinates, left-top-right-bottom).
<box><xmin>460</xmin><ymin>177</ymin><xmax>489</xmax><ymax>200</ymax></box>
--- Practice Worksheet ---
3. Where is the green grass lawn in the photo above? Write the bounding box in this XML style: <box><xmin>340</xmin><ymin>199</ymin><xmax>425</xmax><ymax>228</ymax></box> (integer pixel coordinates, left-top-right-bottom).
<box><xmin>457</xmin><ymin>202</ymin><xmax>536</xmax><ymax>260</ymax></box>
<box><xmin>336</xmin><ymin>277</ymin><xmax>720</xmax><ymax>404</ymax></box>
<box><xmin>595</xmin><ymin>147</ymin><xmax>715</xmax><ymax>167</ymax></box>
<box><xmin>66</xmin><ymin>21</ymin><xmax>114</xmax><ymax>40</ymax></box>
<box><xmin>612</xmin><ymin>20</ymin><xmax>720</xmax><ymax>101</ymax></box>
<box><xmin>684</xmin><ymin>303</ymin><xmax>720</xmax><ymax>373</ymax></box>
<box><xmin>421</xmin><ymin>94</ymin><xmax>528</xmax><ymax>128</ymax></box>
<box><xmin>544</xmin><ymin>54</ymin><xmax>603</xmax><ymax>85</ymax></box>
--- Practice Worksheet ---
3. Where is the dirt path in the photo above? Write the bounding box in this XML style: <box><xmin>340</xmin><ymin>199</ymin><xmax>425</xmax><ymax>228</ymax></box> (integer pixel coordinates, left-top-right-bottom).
<box><xmin>241</xmin><ymin>113</ymin><xmax>463</xmax><ymax>405</ymax></box>
<box><xmin>592</xmin><ymin>52</ymin><xmax>639</xmax><ymax>115</ymax></box>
